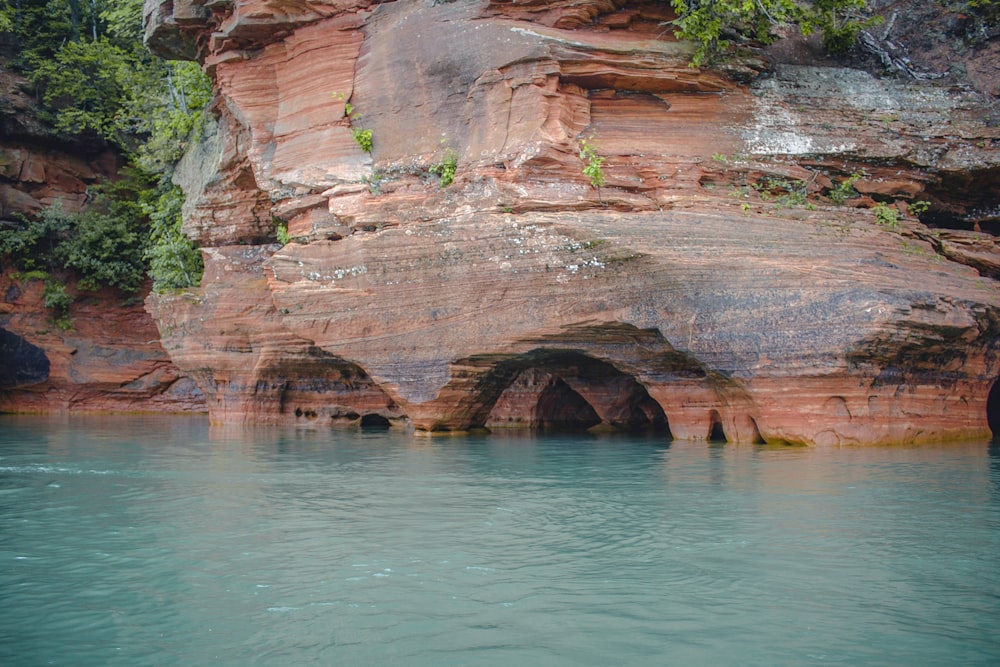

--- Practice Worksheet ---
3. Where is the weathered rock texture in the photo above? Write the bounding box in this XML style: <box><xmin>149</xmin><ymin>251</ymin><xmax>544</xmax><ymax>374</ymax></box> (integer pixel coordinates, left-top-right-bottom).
<box><xmin>144</xmin><ymin>0</ymin><xmax>1000</xmax><ymax>443</ymax></box>
<box><xmin>0</xmin><ymin>67</ymin><xmax>205</xmax><ymax>414</ymax></box>
<box><xmin>0</xmin><ymin>270</ymin><xmax>205</xmax><ymax>413</ymax></box>
<box><xmin>0</xmin><ymin>65</ymin><xmax>121</xmax><ymax>219</ymax></box>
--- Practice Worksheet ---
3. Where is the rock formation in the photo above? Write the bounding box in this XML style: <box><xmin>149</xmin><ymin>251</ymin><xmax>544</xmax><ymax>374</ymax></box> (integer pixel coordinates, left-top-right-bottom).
<box><xmin>143</xmin><ymin>0</ymin><xmax>1000</xmax><ymax>444</ymax></box>
<box><xmin>0</xmin><ymin>270</ymin><xmax>205</xmax><ymax>413</ymax></box>
<box><xmin>0</xmin><ymin>68</ymin><xmax>205</xmax><ymax>414</ymax></box>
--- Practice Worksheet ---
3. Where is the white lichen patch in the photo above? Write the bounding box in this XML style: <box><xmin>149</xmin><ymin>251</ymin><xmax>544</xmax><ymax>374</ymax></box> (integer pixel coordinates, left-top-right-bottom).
<box><xmin>482</xmin><ymin>222</ymin><xmax>613</xmax><ymax>280</ymax></box>
<box><xmin>744</xmin><ymin>100</ymin><xmax>816</xmax><ymax>155</ymax></box>
<box><xmin>741</xmin><ymin>64</ymin><xmax>982</xmax><ymax>159</ymax></box>
<box><xmin>302</xmin><ymin>263</ymin><xmax>368</xmax><ymax>285</ymax></box>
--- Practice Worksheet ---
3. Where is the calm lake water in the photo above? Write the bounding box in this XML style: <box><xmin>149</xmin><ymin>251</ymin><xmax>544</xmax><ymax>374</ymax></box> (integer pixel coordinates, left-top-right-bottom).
<box><xmin>1</xmin><ymin>415</ymin><xmax>998</xmax><ymax>666</ymax></box>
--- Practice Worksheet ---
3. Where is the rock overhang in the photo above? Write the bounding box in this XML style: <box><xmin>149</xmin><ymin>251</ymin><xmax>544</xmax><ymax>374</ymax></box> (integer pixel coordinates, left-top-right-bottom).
<box><xmin>142</xmin><ymin>0</ymin><xmax>1000</xmax><ymax>443</ymax></box>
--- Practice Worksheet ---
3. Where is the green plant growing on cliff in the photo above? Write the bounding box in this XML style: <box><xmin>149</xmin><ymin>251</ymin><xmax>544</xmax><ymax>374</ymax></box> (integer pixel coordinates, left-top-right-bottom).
<box><xmin>873</xmin><ymin>202</ymin><xmax>899</xmax><ymax>228</ymax></box>
<box><xmin>0</xmin><ymin>194</ymin><xmax>148</xmax><ymax>294</ymax></box>
<box><xmin>579</xmin><ymin>137</ymin><xmax>606</xmax><ymax>189</ymax></box>
<box><xmin>352</xmin><ymin>127</ymin><xmax>374</xmax><ymax>153</ymax></box>
<box><xmin>144</xmin><ymin>184</ymin><xmax>204</xmax><ymax>291</ymax></box>
<box><xmin>334</xmin><ymin>92</ymin><xmax>374</xmax><ymax>154</ymax></box>
<box><xmin>751</xmin><ymin>176</ymin><xmax>809</xmax><ymax>208</ymax></box>
<box><xmin>42</xmin><ymin>280</ymin><xmax>71</xmax><ymax>316</ymax></box>
<box><xmin>908</xmin><ymin>200</ymin><xmax>931</xmax><ymax>217</ymax></box>
<box><xmin>665</xmin><ymin>0</ymin><xmax>882</xmax><ymax>67</ymax></box>
<box><xmin>275</xmin><ymin>221</ymin><xmax>291</xmax><ymax>245</ymax></box>
<box><xmin>429</xmin><ymin>146</ymin><xmax>459</xmax><ymax>187</ymax></box>
<box><xmin>828</xmin><ymin>172</ymin><xmax>863</xmax><ymax>204</ymax></box>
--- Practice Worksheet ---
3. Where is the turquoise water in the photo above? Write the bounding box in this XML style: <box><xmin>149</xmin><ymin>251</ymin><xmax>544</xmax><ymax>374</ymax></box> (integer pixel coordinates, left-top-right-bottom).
<box><xmin>1</xmin><ymin>416</ymin><xmax>998</xmax><ymax>666</ymax></box>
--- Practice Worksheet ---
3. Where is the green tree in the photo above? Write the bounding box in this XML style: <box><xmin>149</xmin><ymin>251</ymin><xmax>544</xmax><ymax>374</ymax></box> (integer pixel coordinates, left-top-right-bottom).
<box><xmin>28</xmin><ymin>37</ymin><xmax>137</xmax><ymax>143</ymax></box>
<box><xmin>0</xmin><ymin>185</ymin><xmax>150</xmax><ymax>294</ymax></box>
<box><xmin>667</xmin><ymin>0</ymin><xmax>879</xmax><ymax>66</ymax></box>
<box><xmin>0</xmin><ymin>0</ymin><xmax>209</xmax><ymax>292</ymax></box>
<box><xmin>144</xmin><ymin>183</ymin><xmax>203</xmax><ymax>290</ymax></box>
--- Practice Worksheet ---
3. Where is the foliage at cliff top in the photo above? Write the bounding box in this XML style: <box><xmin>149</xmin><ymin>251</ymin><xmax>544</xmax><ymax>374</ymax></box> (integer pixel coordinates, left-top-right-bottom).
<box><xmin>667</xmin><ymin>0</ymin><xmax>999</xmax><ymax>66</ymax></box>
<box><xmin>0</xmin><ymin>0</ymin><xmax>206</xmax><ymax>293</ymax></box>
<box><xmin>666</xmin><ymin>0</ymin><xmax>881</xmax><ymax>66</ymax></box>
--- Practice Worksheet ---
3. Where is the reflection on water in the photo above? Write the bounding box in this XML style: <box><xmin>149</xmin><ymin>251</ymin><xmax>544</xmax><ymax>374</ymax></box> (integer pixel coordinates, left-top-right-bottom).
<box><xmin>1</xmin><ymin>415</ymin><xmax>998</xmax><ymax>666</ymax></box>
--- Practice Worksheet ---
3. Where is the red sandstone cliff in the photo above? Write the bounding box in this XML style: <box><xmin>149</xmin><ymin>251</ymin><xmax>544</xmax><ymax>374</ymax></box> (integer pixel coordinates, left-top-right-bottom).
<box><xmin>142</xmin><ymin>0</ymin><xmax>1000</xmax><ymax>444</ymax></box>
<box><xmin>0</xmin><ymin>67</ymin><xmax>205</xmax><ymax>414</ymax></box>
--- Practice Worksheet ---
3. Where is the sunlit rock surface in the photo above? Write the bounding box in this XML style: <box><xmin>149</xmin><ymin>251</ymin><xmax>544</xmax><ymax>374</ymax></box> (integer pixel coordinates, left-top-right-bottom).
<box><xmin>144</xmin><ymin>0</ymin><xmax>1000</xmax><ymax>443</ymax></box>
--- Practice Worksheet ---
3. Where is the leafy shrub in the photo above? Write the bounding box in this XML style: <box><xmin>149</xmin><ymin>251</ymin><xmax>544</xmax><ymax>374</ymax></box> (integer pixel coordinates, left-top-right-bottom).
<box><xmin>28</xmin><ymin>37</ymin><xmax>134</xmax><ymax>142</ymax></box>
<box><xmin>873</xmin><ymin>202</ymin><xmax>899</xmax><ymax>228</ymax></box>
<box><xmin>42</xmin><ymin>280</ymin><xmax>71</xmax><ymax>314</ymax></box>
<box><xmin>55</xmin><ymin>209</ymin><xmax>146</xmax><ymax>292</ymax></box>
<box><xmin>667</xmin><ymin>0</ymin><xmax>882</xmax><ymax>66</ymax></box>
<box><xmin>828</xmin><ymin>172</ymin><xmax>862</xmax><ymax>204</ymax></box>
<box><xmin>429</xmin><ymin>148</ymin><xmax>459</xmax><ymax>187</ymax></box>
<box><xmin>143</xmin><ymin>184</ymin><xmax>203</xmax><ymax>291</ymax></box>
<box><xmin>352</xmin><ymin>127</ymin><xmax>373</xmax><ymax>153</ymax></box>
<box><xmin>0</xmin><ymin>209</ymin><xmax>71</xmax><ymax>273</ymax></box>
<box><xmin>275</xmin><ymin>221</ymin><xmax>291</xmax><ymax>245</ymax></box>
<box><xmin>1</xmin><ymin>184</ymin><xmax>149</xmax><ymax>294</ymax></box>
<box><xmin>579</xmin><ymin>138</ymin><xmax>606</xmax><ymax>189</ymax></box>
<box><xmin>752</xmin><ymin>176</ymin><xmax>808</xmax><ymax>207</ymax></box>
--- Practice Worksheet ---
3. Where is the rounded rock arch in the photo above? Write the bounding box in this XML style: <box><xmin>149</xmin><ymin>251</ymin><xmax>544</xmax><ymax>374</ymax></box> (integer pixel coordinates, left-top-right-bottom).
<box><xmin>708</xmin><ymin>409</ymin><xmax>727</xmax><ymax>443</ymax></box>
<box><xmin>476</xmin><ymin>349</ymin><xmax>672</xmax><ymax>435</ymax></box>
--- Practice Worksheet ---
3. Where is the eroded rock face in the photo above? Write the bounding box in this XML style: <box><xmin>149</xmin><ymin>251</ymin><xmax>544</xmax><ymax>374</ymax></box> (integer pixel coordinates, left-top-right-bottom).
<box><xmin>0</xmin><ymin>270</ymin><xmax>205</xmax><ymax>413</ymax></box>
<box><xmin>145</xmin><ymin>0</ymin><xmax>1000</xmax><ymax>442</ymax></box>
<box><xmin>0</xmin><ymin>65</ymin><xmax>205</xmax><ymax>415</ymax></box>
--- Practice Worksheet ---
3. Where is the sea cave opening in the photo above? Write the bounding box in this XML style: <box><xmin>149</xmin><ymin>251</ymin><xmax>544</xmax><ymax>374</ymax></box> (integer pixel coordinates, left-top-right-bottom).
<box><xmin>0</xmin><ymin>328</ymin><xmax>50</xmax><ymax>389</ymax></box>
<box><xmin>359</xmin><ymin>413</ymin><xmax>392</xmax><ymax>429</ymax></box>
<box><xmin>988</xmin><ymin>379</ymin><xmax>1000</xmax><ymax>439</ymax></box>
<box><xmin>708</xmin><ymin>409</ymin><xmax>727</xmax><ymax>443</ymax></box>
<box><xmin>482</xmin><ymin>350</ymin><xmax>671</xmax><ymax>436</ymax></box>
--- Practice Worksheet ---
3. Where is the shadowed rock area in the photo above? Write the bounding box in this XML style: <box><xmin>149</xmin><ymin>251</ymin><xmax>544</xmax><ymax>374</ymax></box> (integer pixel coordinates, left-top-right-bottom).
<box><xmin>0</xmin><ymin>328</ymin><xmax>49</xmax><ymax>389</ymax></box>
<box><xmin>142</xmin><ymin>0</ymin><xmax>1000</xmax><ymax>444</ymax></box>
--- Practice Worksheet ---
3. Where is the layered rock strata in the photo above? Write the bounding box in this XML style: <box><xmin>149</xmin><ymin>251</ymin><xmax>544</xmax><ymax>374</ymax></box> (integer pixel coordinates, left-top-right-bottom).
<box><xmin>0</xmin><ymin>271</ymin><xmax>205</xmax><ymax>413</ymax></box>
<box><xmin>144</xmin><ymin>0</ymin><xmax>1000</xmax><ymax>443</ymax></box>
<box><xmin>0</xmin><ymin>68</ymin><xmax>205</xmax><ymax>414</ymax></box>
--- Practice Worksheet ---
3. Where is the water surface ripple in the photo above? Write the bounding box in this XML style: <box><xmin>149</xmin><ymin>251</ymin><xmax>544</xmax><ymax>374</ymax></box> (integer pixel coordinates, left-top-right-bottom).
<box><xmin>1</xmin><ymin>416</ymin><xmax>998</xmax><ymax>665</ymax></box>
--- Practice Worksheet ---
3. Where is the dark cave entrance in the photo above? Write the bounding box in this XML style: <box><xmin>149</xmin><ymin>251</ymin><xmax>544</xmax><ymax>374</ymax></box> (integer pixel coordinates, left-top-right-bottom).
<box><xmin>359</xmin><ymin>413</ymin><xmax>392</xmax><ymax>429</ymax></box>
<box><xmin>531</xmin><ymin>374</ymin><xmax>603</xmax><ymax>431</ymax></box>
<box><xmin>988</xmin><ymin>380</ymin><xmax>1000</xmax><ymax>439</ymax></box>
<box><xmin>482</xmin><ymin>350</ymin><xmax>672</xmax><ymax>436</ymax></box>
<box><xmin>920</xmin><ymin>166</ymin><xmax>1000</xmax><ymax>238</ymax></box>
<box><xmin>0</xmin><ymin>328</ymin><xmax>50</xmax><ymax>389</ymax></box>
<box><xmin>708</xmin><ymin>409</ymin><xmax>727</xmax><ymax>443</ymax></box>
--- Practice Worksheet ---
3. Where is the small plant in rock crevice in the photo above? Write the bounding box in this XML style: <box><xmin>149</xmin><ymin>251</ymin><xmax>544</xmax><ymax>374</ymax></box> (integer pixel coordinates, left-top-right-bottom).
<box><xmin>752</xmin><ymin>176</ymin><xmax>809</xmax><ymax>208</ymax></box>
<box><xmin>275</xmin><ymin>220</ymin><xmax>291</xmax><ymax>245</ymax></box>
<box><xmin>363</xmin><ymin>168</ymin><xmax>386</xmax><ymax>195</ymax></box>
<box><xmin>428</xmin><ymin>137</ymin><xmax>459</xmax><ymax>187</ymax></box>
<box><xmin>334</xmin><ymin>91</ymin><xmax>373</xmax><ymax>154</ymax></box>
<box><xmin>908</xmin><ymin>200</ymin><xmax>931</xmax><ymax>217</ymax></box>
<box><xmin>352</xmin><ymin>127</ymin><xmax>373</xmax><ymax>153</ymax></box>
<box><xmin>873</xmin><ymin>202</ymin><xmax>899</xmax><ymax>228</ymax></box>
<box><xmin>429</xmin><ymin>148</ymin><xmax>458</xmax><ymax>187</ymax></box>
<box><xmin>828</xmin><ymin>172</ymin><xmax>863</xmax><ymax>204</ymax></box>
<box><xmin>579</xmin><ymin>136</ymin><xmax>606</xmax><ymax>189</ymax></box>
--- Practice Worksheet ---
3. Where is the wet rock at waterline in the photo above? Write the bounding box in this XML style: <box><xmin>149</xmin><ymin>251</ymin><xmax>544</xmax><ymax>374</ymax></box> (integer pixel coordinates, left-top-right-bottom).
<box><xmin>141</xmin><ymin>0</ymin><xmax>1000</xmax><ymax>443</ymax></box>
